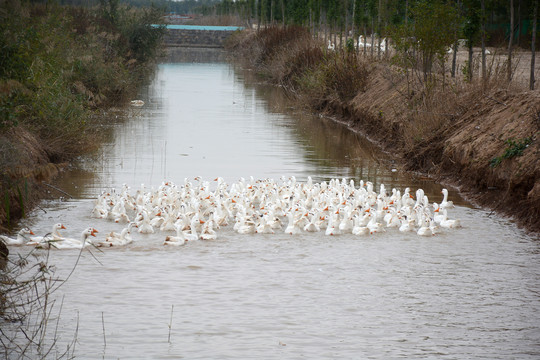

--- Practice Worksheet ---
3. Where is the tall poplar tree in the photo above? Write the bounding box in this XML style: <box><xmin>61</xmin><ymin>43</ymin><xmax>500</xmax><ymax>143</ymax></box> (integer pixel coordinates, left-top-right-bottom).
<box><xmin>532</xmin><ymin>0</ymin><xmax>538</xmax><ymax>90</ymax></box>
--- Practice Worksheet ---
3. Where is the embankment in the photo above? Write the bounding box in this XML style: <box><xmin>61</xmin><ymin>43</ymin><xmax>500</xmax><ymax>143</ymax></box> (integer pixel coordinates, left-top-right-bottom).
<box><xmin>227</xmin><ymin>27</ymin><xmax>539</xmax><ymax>234</ymax></box>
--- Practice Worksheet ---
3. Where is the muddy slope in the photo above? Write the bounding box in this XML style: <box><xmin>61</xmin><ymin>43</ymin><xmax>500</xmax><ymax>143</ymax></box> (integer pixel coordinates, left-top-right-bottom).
<box><xmin>0</xmin><ymin>128</ymin><xmax>67</xmax><ymax>232</ymax></box>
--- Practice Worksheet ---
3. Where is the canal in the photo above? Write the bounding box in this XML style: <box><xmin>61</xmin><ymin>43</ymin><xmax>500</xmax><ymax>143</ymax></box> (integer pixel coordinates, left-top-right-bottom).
<box><xmin>6</xmin><ymin>48</ymin><xmax>540</xmax><ymax>359</ymax></box>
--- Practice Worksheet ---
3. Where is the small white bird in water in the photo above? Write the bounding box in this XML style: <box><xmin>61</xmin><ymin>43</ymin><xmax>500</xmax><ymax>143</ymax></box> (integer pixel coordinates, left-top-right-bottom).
<box><xmin>47</xmin><ymin>227</ymin><xmax>98</xmax><ymax>250</ymax></box>
<box><xmin>99</xmin><ymin>224</ymin><xmax>135</xmax><ymax>247</ymax></box>
<box><xmin>28</xmin><ymin>223</ymin><xmax>66</xmax><ymax>246</ymax></box>
<box><xmin>0</xmin><ymin>227</ymin><xmax>35</xmax><ymax>246</ymax></box>
<box><xmin>439</xmin><ymin>209</ymin><xmax>461</xmax><ymax>229</ymax></box>
<box><xmin>164</xmin><ymin>225</ymin><xmax>187</xmax><ymax>246</ymax></box>
<box><xmin>440</xmin><ymin>189</ymin><xmax>455</xmax><ymax>210</ymax></box>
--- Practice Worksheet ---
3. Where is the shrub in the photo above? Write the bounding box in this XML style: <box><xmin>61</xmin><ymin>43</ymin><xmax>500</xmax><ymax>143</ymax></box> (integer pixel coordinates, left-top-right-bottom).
<box><xmin>297</xmin><ymin>51</ymin><xmax>370</xmax><ymax>105</ymax></box>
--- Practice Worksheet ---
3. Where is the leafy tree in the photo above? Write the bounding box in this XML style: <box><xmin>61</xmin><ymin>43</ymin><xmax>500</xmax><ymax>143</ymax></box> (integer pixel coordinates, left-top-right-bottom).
<box><xmin>392</xmin><ymin>0</ymin><xmax>460</xmax><ymax>81</ymax></box>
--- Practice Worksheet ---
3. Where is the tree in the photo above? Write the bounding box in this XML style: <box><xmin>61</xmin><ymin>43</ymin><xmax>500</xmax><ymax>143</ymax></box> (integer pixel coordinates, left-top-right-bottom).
<box><xmin>450</xmin><ymin>0</ymin><xmax>462</xmax><ymax>79</ymax></box>
<box><xmin>480</xmin><ymin>0</ymin><xmax>486</xmax><ymax>82</ymax></box>
<box><xmin>508</xmin><ymin>0</ymin><xmax>514</xmax><ymax>82</ymax></box>
<box><xmin>532</xmin><ymin>0</ymin><xmax>538</xmax><ymax>90</ymax></box>
<box><xmin>393</xmin><ymin>0</ymin><xmax>460</xmax><ymax>81</ymax></box>
<box><xmin>463</xmin><ymin>0</ymin><xmax>480</xmax><ymax>82</ymax></box>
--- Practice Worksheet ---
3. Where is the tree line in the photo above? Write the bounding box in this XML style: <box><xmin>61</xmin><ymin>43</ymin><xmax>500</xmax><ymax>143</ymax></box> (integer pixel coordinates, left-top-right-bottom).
<box><xmin>25</xmin><ymin>0</ymin><xmax>538</xmax><ymax>88</ymax></box>
<box><xmin>209</xmin><ymin>0</ymin><xmax>538</xmax><ymax>90</ymax></box>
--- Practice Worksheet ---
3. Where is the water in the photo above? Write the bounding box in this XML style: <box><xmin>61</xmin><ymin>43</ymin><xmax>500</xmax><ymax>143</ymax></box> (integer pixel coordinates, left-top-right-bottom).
<box><xmin>5</xmin><ymin>48</ymin><xmax>540</xmax><ymax>359</ymax></box>
<box><xmin>159</xmin><ymin>24</ymin><xmax>245</xmax><ymax>31</ymax></box>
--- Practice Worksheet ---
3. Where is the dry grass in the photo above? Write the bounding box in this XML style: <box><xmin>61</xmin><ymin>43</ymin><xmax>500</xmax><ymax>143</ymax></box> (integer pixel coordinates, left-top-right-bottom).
<box><xmin>228</xmin><ymin>27</ymin><xmax>371</xmax><ymax>109</ymax></box>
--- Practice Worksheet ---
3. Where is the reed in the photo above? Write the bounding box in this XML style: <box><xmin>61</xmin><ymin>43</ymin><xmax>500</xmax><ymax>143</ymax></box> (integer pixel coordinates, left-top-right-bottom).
<box><xmin>0</xmin><ymin>247</ymin><xmax>78</xmax><ymax>358</ymax></box>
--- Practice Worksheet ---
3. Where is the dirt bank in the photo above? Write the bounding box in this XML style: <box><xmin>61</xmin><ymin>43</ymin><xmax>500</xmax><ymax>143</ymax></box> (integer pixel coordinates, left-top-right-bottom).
<box><xmin>0</xmin><ymin>127</ymin><xmax>69</xmax><ymax>232</ymax></box>
<box><xmin>228</xmin><ymin>27</ymin><xmax>540</xmax><ymax>235</ymax></box>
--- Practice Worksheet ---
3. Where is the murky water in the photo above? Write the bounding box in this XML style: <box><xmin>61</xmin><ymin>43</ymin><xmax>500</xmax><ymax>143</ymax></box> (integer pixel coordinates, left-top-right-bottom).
<box><xmin>6</xmin><ymin>48</ymin><xmax>540</xmax><ymax>359</ymax></box>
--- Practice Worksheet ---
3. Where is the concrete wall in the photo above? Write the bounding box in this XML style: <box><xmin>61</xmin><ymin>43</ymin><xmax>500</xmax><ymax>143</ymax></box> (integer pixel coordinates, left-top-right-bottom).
<box><xmin>163</xmin><ymin>29</ymin><xmax>238</xmax><ymax>48</ymax></box>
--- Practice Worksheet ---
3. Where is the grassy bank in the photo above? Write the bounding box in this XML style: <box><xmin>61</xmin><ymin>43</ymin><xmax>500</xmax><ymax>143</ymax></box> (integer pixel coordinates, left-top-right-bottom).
<box><xmin>227</xmin><ymin>26</ymin><xmax>539</xmax><ymax>234</ymax></box>
<box><xmin>0</xmin><ymin>1</ymin><xmax>164</xmax><ymax>231</ymax></box>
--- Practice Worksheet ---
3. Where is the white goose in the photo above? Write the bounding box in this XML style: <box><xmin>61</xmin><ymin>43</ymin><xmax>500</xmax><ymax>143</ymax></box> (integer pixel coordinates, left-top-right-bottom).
<box><xmin>416</xmin><ymin>217</ymin><xmax>433</xmax><ymax>236</ymax></box>
<box><xmin>325</xmin><ymin>214</ymin><xmax>341</xmax><ymax>236</ymax></box>
<box><xmin>256</xmin><ymin>215</ymin><xmax>275</xmax><ymax>234</ymax></box>
<box><xmin>384</xmin><ymin>209</ymin><xmax>401</xmax><ymax>228</ymax></box>
<box><xmin>367</xmin><ymin>214</ymin><xmax>385</xmax><ymax>234</ymax></box>
<box><xmin>91</xmin><ymin>195</ymin><xmax>109</xmax><ymax>219</ymax></box>
<box><xmin>0</xmin><ymin>227</ymin><xmax>35</xmax><ymax>245</ymax></box>
<box><xmin>200</xmin><ymin>220</ymin><xmax>217</xmax><ymax>240</ymax></box>
<box><xmin>440</xmin><ymin>189</ymin><xmax>455</xmax><ymax>210</ymax></box>
<box><xmin>184</xmin><ymin>215</ymin><xmax>202</xmax><ymax>240</ymax></box>
<box><xmin>352</xmin><ymin>215</ymin><xmax>369</xmax><ymax>236</ymax></box>
<box><xmin>159</xmin><ymin>211</ymin><xmax>177</xmax><ymax>232</ymax></box>
<box><xmin>284</xmin><ymin>211</ymin><xmax>300</xmax><ymax>235</ymax></box>
<box><xmin>137</xmin><ymin>211</ymin><xmax>154</xmax><ymax>234</ymax></box>
<box><xmin>429</xmin><ymin>218</ymin><xmax>441</xmax><ymax>235</ymax></box>
<box><xmin>99</xmin><ymin>224</ymin><xmax>135</xmax><ymax>247</ymax></box>
<box><xmin>440</xmin><ymin>209</ymin><xmax>461</xmax><ymax>229</ymax></box>
<box><xmin>0</xmin><ymin>227</ymin><xmax>35</xmax><ymax>246</ymax></box>
<box><xmin>29</xmin><ymin>223</ymin><xmax>66</xmax><ymax>246</ymax></box>
<box><xmin>303</xmin><ymin>212</ymin><xmax>321</xmax><ymax>232</ymax></box>
<box><xmin>164</xmin><ymin>225</ymin><xmax>187</xmax><ymax>246</ymax></box>
<box><xmin>338</xmin><ymin>212</ymin><xmax>355</xmax><ymax>234</ymax></box>
<box><xmin>236</xmin><ymin>218</ymin><xmax>256</xmax><ymax>235</ymax></box>
<box><xmin>398</xmin><ymin>217</ymin><xmax>415</xmax><ymax>232</ymax></box>
<box><xmin>48</xmin><ymin>227</ymin><xmax>97</xmax><ymax>249</ymax></box>
<box><xmin>432</xmin><ymin>203</ymin><xmax>445</xmax><ymax>223</ymax></box>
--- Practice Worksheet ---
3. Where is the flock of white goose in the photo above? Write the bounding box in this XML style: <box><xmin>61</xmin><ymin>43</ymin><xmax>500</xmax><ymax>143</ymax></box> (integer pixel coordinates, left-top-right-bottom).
<box><xmin>1</xmin><ymin>176</ymin><xmax>462</xmax><ymax>250</ymax></box>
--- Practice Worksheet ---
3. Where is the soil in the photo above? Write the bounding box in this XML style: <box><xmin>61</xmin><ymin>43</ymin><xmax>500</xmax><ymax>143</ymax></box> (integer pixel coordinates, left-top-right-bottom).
<box><xmin>0</xmin><ymin>128</ymin><xmax>65</xmax><ymax>232</ymax></box>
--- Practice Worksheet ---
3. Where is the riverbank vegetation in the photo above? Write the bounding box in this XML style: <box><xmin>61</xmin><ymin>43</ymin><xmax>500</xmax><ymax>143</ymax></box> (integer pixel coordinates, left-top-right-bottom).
<box><xmin>226</xmin><ymin>17</ymin><xmax>539</xmax><ymax>233</ymax></box>
<box><xmin>0</xmin><ymin>0</ymin><xmax>164</xmax><ymax>231</ymax></box>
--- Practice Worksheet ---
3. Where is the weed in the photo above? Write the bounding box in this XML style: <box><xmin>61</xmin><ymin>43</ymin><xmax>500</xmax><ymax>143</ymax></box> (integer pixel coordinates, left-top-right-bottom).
<box><xmin>489</xmin><ymin>137</ymin><xmax>533</xmax><ymax>167</ymax></box>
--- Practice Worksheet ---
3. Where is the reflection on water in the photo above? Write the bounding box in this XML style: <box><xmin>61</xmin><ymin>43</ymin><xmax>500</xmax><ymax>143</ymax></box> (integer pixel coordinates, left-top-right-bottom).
<box><xmin>5</xmin><ymin>48</ymin><xmax>539</xmax><ymax>359</ymax></box>
<box><xmin>163</xmin><ymin>47</ymin><xmax>229</xmax><ymax>63</ymax></box>
<box><xmin>55</xmin><ymin>48</ymin><xmax>464</xmax><ymax>205</ymax></box>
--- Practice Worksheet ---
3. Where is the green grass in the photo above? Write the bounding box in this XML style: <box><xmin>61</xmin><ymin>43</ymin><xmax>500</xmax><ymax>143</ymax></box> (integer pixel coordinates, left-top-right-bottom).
<box><xmin>489</xmin><ymin>137</ymin><xmax>533</xmax><ymax>167</ymax></box>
